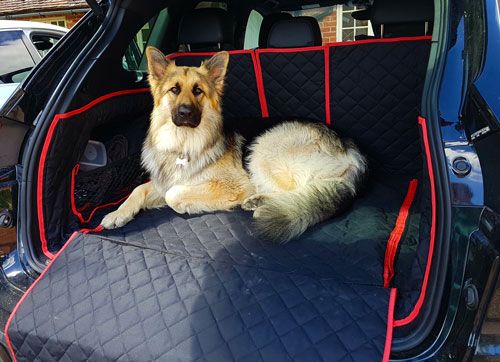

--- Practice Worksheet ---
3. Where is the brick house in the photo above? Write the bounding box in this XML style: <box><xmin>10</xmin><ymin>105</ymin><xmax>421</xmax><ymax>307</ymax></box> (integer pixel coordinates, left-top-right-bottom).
<box><xmin>0</xmin><ymin>0</ymin><xmax>89</xmax><ymax>28</ymax></box>
<box><xmin>290</xmin><ymin>5</ymin><xmax>372</xmax><ymax>44</ymax></box>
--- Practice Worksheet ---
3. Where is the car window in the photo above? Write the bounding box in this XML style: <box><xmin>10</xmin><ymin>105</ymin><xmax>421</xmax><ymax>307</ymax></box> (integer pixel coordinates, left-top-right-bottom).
<box><xmin>244</xmin><ymin>5</ymin><xmax>373</xmax><ymax>47</ymax></box>
<box><xmin>123</xmin><ymin>8</ymin><xmax>170</xmax><ymax>74</ymax></box>
<box><xmin>195</xmin><ymin>1</ymin><xmax>227</xmax><ymax>10</ymax></box>
<box><xmin>286</xmin><ymin>5</ymin><xmax>373</xmax><ymax>43</ymax></box>
<box><xmin>31</xmin><ymin>33</ymin><xmax>62</xmax><ymax>57</ymax></box>
<box><xmin>243</xmin><ymin>10</ymin><xmax>264</xmax><ymax>49</ymax></box>
<box><xmin>0</xmin><ymin>30</ymin><xmax>35</xmax><ymax>84</ymax></box>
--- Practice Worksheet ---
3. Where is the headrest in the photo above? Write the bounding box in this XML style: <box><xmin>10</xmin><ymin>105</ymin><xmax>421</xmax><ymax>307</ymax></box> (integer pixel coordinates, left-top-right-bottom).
<box><xmin>258</xmin><ymin>12</ymin><xmax>293</xmax><ymax>48</ymax></box>
<box><xmin>371</xmin><ymin>0</ymin><xmax>434</xmax><ymax>24</ymax></box>
<box><xmin>266</xmin><ymin>16</ymin><xmax>322</xmax><ymax>48</ymax></box>
<box><xmin>178</xmin><ymin>8</ymin><xmax>233</xmax><ymax>49</ymax></box>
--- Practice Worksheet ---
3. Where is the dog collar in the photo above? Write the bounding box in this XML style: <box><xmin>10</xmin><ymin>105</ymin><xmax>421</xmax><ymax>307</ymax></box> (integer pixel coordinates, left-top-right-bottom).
<box><xmin>175</xmin><ymin>155</ymin><xmax>189</xmax><ymax>166</ymax></box>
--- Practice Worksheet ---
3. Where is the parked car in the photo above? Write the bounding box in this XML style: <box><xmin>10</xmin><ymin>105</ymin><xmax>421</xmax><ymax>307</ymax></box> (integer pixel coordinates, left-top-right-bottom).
<box><xmin>0</xmin><ymin>20</ymin><xmax>68</xmax><ymax>109</ymax></box>
<box><xmin>0</xmin><ymin>0</ymin><xmax>499</xmax><ymax>361</ymax></box>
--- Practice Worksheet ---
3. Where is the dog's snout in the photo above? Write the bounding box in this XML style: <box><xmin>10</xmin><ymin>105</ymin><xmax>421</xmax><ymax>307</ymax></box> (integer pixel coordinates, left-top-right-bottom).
<box><xmin>178</xmin><ymin>104</ymin><xmax>193</xmax><ymax>117</ymax></box>
<box><xmin>172</xmin><ymin>103</ymin><xmax>201</xmax><ymax>128</ymax></box>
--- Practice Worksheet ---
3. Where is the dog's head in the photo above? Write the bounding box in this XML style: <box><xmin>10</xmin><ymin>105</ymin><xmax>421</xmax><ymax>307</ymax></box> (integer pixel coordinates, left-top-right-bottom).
<box><xmin>145</xmin><ymin>47</ymin><xmax>229</xmax><ymax>129</ymax></box>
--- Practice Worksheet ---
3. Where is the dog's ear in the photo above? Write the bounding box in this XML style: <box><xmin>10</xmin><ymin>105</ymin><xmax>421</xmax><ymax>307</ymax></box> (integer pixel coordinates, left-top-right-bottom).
<box><xmin>146</xmin><ymin>47</ymin><xmax>172</xmax><ymax>84</ymax></box>
<box><xmin>204</xmin><ymin>51</ymin><xmax>229</xmax><ymax>93</ymax></box>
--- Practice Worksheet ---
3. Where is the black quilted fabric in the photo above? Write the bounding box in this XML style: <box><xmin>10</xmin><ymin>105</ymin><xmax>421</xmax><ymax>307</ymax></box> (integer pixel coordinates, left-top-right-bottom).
<box><xmin>31</xmin><ymin>41</ymin><xmax>434</xmax><ymax>352</ymax></box>
<box><xmin>259</xmin><ymin>51</ymin><xmax>326</xmax><ymax>121</ymax></box>
<box><xmin>43</xmin><ymin>92</ymin><xmax>152</xmax><ymax>253</ymax></box>
<box><xmin>329</xmin><ymin>41</ymin><xmax>431</xmax><ymax>175</ymax></box>
<box><xmin>174</xmin><ymin>53</ymin><xmax>262</xmax><ymax>121</ymax></box>
<box><xmin>8</xmin><ymin>233</ymin><xmax>393</xmax><ymax>361</ymax></box>
<box><xmin>70</xmin><ymin>175</ymin><xmax>416</xmax><ymax>287</ymax></box>
<box><xmin>394</xmin><ymin>176</ymin><xmax>431</xmax><ymax>319</ymax></box>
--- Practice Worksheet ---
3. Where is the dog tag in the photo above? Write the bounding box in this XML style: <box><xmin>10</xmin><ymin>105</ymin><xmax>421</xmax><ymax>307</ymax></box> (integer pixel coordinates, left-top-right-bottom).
<box><xmin>176</xmin><ymin>156</ymin><xmax>189</xmax><ymax>166</ymax></box>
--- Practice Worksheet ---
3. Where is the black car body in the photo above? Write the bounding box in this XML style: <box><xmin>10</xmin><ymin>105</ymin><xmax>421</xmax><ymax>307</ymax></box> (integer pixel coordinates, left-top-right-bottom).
<box><xmin>0</xmin><ymin>0</ymin><xmax>499</xmax><ymax>360</ymax></box>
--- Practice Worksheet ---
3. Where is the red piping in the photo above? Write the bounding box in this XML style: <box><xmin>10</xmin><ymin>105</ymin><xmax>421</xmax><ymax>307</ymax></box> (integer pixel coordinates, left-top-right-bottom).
<box><xmin>394</xmin><ymin>117</ymin><xmax>437</xmax><ymax>327</ymax></box>
<box><xmin>80</xmin><ymin>225</ymin><xmax>105</xmax><ymax>234</ymax></box>
<box><xmin>383</xmin><ymin>179</ymin><xmax>419</xmax><ymax>288</ymax></box>
<box><xmin>253</xmin><ymin>52</ymin><xmax>269</xmax><ymax>118</ymax></box>
<box><xmin>382</xmin><ymin>288</ymin><xmax>397</xmax><ymax>362</ymax></box>
<box><xmin>323</xmin><ymin>46</ymin><xmax>331</xmax><ymax>125</ymax></box>
<box><xmin>76</xmin><ymin>197</ymin><xmax>129</xmax><ymax>224</ymax></box>
<box><xmin>70</xmin><ymin>163</ymin><xmax>81</xmax><ymax>219</ymax></box>
<box><xmin>37</xmin><ymin>88</ymin><xmax>150</xmax><ymax>259</ymax></box>
<box><xmin>5</xmin><ymin>230</ymin><xmax>81</xmax><ymax>362</ymax></box>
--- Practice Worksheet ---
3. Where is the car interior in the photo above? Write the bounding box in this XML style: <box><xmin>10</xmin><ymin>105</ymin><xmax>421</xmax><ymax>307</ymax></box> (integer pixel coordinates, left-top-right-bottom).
<box><xmin>6</xmin><ymin>0</ymin><xmax>441</xmax><ymax>360</ymax></box>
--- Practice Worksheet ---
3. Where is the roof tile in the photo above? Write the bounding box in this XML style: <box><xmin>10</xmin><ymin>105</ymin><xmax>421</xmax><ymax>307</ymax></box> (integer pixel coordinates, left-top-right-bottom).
<box><xmin>0</xmin><ymin>0</ymin><xmax>89</xmax><ymax>16</ymax></box>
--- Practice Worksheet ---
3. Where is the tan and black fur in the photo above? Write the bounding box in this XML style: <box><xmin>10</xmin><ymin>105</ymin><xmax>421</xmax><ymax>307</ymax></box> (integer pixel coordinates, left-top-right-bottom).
<box><xmin>101</xmin><ymin>48</ymin><xmax>253</xmax><ymax>229</ymax></box>
<box><xmin>242</xmin><ymin>121</ymin><xmax>367</xmax><ymax>244</ymax></box>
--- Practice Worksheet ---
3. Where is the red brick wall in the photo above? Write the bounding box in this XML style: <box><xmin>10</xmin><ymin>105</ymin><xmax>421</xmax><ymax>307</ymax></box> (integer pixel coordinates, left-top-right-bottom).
<box><xmin>65</xmin><ymin>13</ymin><xmax>84</xmax><ymax>28</ymax></box>
<box><xmin>318</xmin><ymin>11</ymin><xmax>337</xmax><ymax>44</ymax></box>
<box><xmin>17</xmin><ymin>12</ymin><xmax>86</xmax><ymax>28</ymax></box>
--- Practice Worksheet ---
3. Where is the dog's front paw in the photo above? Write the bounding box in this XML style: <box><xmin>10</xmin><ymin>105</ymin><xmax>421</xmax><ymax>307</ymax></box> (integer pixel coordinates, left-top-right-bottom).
<box><xmin>101</xmin><ymin>209</ymin><xmax>134</xmax><ymax>229</ymax></box>
<box><xmin>242</xmin><ymin>194</ymin><xmax>266</xmax><ymax>211</ymax></box>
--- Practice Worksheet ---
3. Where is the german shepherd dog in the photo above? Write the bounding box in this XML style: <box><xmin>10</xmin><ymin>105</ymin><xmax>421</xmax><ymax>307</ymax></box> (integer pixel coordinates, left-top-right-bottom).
<box><xmin>101</xmin><ymin>48</ymin><xmax>367</xmax><ymax>243</ymax></box>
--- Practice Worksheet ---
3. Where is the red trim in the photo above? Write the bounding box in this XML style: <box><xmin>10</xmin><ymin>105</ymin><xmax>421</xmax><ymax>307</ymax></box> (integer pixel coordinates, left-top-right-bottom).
<box><xmin>253</xmin><ymin>52</ymin><xmax>269</xmax><ymax>118</ymax></box>
<box><xmin>394</xmin><ymin>117</ymin><xmax>437</xmax><ymax>327</ymax></box>
<box><xmin>382</xmin><ymin>288</ymin><xmax>397</xmax><ymax>362</ymax></box>
<box><xmin>80</xmin><ymin>225</ymin><xmax>105</xmax><ymax>234</ymax></box>
<box><xmin>70</xmin><ymin>163</ymin><xmax>81</xmax><ymax>219</ymax></box>
<box><xmin>37</xmin><ymin>88</ymin><xmax>150</xmax><ymax>259</ymax></box>
<box><xmin>70</xmin><ymin>164</ymin><xmax>128</xmax><ymax>224</ymax></box>
<box><xmin>323</xmin><ymin>46</ymin><xmax>331</xmax><ymax>125</ymax></box>
<box><xmin>79</xmin><ymin>197</ymin><xmax>129</xmax><ymax>224</ymax></box>
<box><xmin>383</xmin><ymin>179</ymin><xmax>419</xmax><ymax>288</ymax></box>
<box><xmin>4</xmin><ymin>230</ymin><xmax>81</xmax><ymax>361</ymax></box>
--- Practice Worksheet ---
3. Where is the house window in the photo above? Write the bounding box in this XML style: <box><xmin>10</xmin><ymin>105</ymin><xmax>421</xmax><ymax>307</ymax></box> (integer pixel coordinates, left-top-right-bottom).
<box><xmin>336</xmin><ymin>5</ymin><xmax>372</xmax><ymax>41</ymax></box>
<box><xmin>37</xmin><ymin>17</ymin><xmax>67</xmax><ymax>28</ymax></box>
<box><xmin>51</xmin><ymin>20</ymin><xmax>67</xmax><ymax>27</ymax></box>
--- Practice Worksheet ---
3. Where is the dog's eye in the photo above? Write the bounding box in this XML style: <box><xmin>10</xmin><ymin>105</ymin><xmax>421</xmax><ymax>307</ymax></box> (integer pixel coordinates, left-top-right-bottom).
<box><xmin>170</xmin><ymin>86</ymin><xmax>180</xmax><ymax>95</ymax></box>
<box><xmin>192</xmin><ymin>87</ymin><xmax>203</xmax><ymax>96</ymax></box>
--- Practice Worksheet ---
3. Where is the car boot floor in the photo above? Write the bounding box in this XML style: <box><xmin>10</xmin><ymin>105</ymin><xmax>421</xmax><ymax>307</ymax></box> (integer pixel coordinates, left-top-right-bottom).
<box><xmin>7</xmin><ymin>233</ymin><xmax>396</xmax><ymax>361</ymax></box>
<box><xmin>95</xmin><ymin>173</ymin><xmax>420</xmax><ymax>287</ymax></box>
<box><xmin>6</xmin><ymin>174</ymin><xmax>418</xmax><ymax>361</ymax></box>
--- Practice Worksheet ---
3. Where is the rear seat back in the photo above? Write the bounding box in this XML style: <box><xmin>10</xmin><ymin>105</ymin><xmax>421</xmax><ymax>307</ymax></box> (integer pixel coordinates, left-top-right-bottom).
<box><xmin>328</xmin><ymin>39</ymin><xmax>431</xmax><ymax>173</ymax></box>
<box><xmin>258</xmin><ymin>13</ymin><xmax>292</xmax><ymax>48</ymax></box>
<box><xmin>178</xmin><ymin>8</ymin><xmax>234</xmax><ymax>51</ymax></box>
<box><xmin>169</xmin><ymin>14</ymin><xmax>431</xmax><ymax>175</ymax></box>
<box><xmin>169</xmin><ymin>51</ymin><xmax>262</xmax><ymax>120</ymax></box>
<box><xmin>256</xmin><ymin>16</ymin><xmax>325</xmax><ymax>121</ymax></box>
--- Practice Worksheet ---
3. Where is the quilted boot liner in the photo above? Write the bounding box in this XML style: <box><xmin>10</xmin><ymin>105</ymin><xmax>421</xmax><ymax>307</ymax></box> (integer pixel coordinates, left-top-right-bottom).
<box><xmin>7</xmin><ymin>175</ymin><xmax>414</xmax><ymax>361</ymax></box>
<box><xmin>7</xmin><ymin>233</ymin><xmax>395</xmax><ymax>361</ymax></box>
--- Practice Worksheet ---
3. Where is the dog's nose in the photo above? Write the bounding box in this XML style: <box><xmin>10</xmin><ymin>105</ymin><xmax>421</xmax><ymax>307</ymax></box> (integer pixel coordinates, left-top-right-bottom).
<box><xmin>178</xmin><ymin>104</ymin><xmax>193</xmax><ymax>117</ymax></box>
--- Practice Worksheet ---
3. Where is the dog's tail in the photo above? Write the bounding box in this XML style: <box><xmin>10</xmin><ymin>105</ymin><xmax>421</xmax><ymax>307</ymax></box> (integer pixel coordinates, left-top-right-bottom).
<box><xmin>253</xmin><ymin>175</ymin><xmax>361</xmax><ymax>244</ymax></box>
